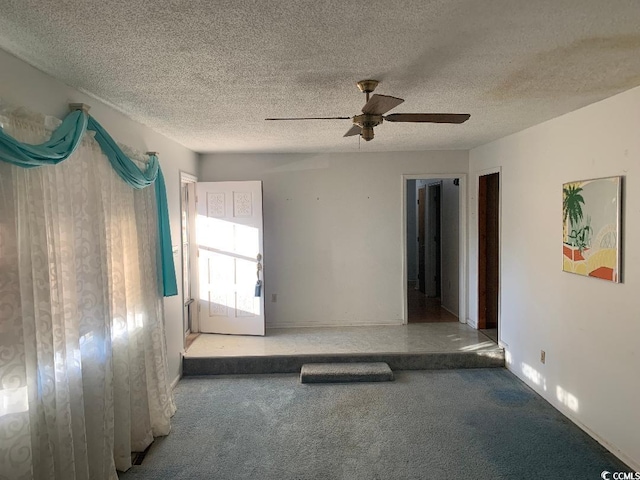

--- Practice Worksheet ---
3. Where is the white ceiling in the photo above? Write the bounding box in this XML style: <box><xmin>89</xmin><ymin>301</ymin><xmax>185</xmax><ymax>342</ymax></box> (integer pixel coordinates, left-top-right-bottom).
<box><xmin>1</xmin><ymin>0</ymin><xmax>640</xmax><ymax>153</ymax></box>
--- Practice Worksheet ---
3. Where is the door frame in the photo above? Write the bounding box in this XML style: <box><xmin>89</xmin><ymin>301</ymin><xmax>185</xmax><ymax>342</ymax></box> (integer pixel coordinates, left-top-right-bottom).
<box><xmin>180</xmin><ymin>171</ymin><xmax>198</xmax><ymax>342</ymax></box>
<box><xmin>401</xmin><ymin>174</ymin><xmax>467</xmax><ymax>325</ymax></box>
<box><xmin>475</xmin><ymin>167</ymin><xmax>502</xmax><ymax>344</ymax></box>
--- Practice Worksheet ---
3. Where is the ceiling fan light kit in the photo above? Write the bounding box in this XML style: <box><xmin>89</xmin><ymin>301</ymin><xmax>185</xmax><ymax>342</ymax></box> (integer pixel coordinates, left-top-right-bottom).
<box><xmin>266</xmin><ymin>79</ymin><xmax>470</xmax><ymax>142</ymax></box>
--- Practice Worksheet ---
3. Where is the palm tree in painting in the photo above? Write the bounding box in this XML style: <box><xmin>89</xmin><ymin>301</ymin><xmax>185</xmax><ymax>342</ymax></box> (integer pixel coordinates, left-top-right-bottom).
<box><xmin>563</xmin><ymin>184</ymin><xmax>585</xmax><ymax>238</ymax></box>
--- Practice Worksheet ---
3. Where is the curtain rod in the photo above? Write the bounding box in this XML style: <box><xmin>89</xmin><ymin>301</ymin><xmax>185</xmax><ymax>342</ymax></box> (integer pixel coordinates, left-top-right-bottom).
<box><xmin>69</xmin><ymin>103</ymin><xmax>91</xmax><ymax>113</ymax></box>
<box><xmin>68</xmin><ymin>104</ymin><xmax>160</xmax><ymax>159</ymax></box>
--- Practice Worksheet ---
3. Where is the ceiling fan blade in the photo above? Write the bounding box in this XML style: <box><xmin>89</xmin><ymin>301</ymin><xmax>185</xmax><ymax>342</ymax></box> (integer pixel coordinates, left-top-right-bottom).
<box><xmin>343</xmin><ymin>125</ymin><xmax>362</xmax><ymax>137</ymax></box>
<box><xmin>265</xmin><ymin>116</ymin><xmax>351</xmax><ymax>121</ymax></box>
<box><xmin>361</xmin><ymin>94</ymin><xmax>404</xmax><ymax>115</ymax></box>
<box><xmin>384</xmin><ymin>113</ymin><xmax>470</xmax><ymax>124</ymax></box>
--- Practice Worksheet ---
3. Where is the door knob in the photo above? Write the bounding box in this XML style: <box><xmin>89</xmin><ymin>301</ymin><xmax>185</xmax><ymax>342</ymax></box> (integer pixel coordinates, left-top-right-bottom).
<box><xmin>255</xmin><ymin>254</ymin><xmax>263</xmax><ymax>297</ymax></box>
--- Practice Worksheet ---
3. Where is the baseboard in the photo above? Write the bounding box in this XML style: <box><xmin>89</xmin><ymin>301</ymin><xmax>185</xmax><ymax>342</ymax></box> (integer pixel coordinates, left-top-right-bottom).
<box><xmin>559</xmin><ymin>409</ymin><xmax>640</xmax><ymax>472</ymax></box>
<box><xmin>466</xmin><ymin>317</ymin><xmax>477</xmax><ymax>329</ymax></box>
<box><xmin>506</xmin><ymin>363</ymin><xmax>639</xmax><ymax>472</ymax></box>
<box><xmin>267</xmin><ymin>320</ymin><xmax>404</xmax><ymax>329</ymax></box>
<box><xmin>170</xmin><ymin>374</ymin><xmax>181</xmax><ymax>390</ymax></box>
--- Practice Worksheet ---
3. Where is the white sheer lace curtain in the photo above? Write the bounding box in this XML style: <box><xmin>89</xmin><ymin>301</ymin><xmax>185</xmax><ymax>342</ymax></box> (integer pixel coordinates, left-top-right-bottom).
<box><xmin>0</xmin><ymin>108</ymin><xmax>176</xmax><ymax>480</ymax></box>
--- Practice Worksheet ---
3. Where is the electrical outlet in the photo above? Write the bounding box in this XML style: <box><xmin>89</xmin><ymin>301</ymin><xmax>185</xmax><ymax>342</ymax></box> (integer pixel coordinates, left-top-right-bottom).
<box><xmin>271</xmin><ymin>293</ymin><xmax>277</xmax><ymax>303</ymax></box>
<box><xmin>540</xmin><ymin>350</ymin><xmax>546</xmax><ymax>364</ymax></box>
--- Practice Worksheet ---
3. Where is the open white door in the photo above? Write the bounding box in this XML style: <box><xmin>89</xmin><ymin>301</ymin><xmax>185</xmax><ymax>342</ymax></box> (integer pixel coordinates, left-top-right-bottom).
<box><xmin>196</xmin><ymin>181</ymin><xmax>265</xmax><ymax>335</ymax></box>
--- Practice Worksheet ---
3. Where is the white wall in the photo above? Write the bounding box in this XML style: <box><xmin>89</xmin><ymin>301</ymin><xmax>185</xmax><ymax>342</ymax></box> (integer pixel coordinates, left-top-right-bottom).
<box><xmin>0</xmin><ymin>49</ymin><xmax>198</xmax><ymax>386</ymax></box>
<box><xmin>200</xmin><ymin>151</ymin><xmax>468</xmax><ymax>327</ymax></box>
<box><xmin>469</xmin><ymin>85</ymin><xmax>640</xmax><ymax>470</ymax></box>
<box><xmin>440</xmin><ymin>178</ymin><xmax>460</xmax><ymax>316</ymax></box>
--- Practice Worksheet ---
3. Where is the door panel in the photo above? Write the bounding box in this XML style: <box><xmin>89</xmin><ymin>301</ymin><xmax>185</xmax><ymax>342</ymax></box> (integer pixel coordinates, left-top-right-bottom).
<box><xmin>418</xmin><ymin>187</ymin><xmax>426</xmax><ymax>294</ymax></box>
<box><xmin>196</xmin><ymin>181</ymin><xmax>265</xmax><ymax>335</ymax></box>
<box><xmin>478</xmin><ymin>173</ymin><xmax>499</xmax><ymax>330</ymax></box>
<box><xmin>426</xmin><ymin>183</ymin><xmax>441</xmax><ymax>298</ymax></box>
<box><xmin>485</xmin><ymin>174</ymin><xmax>500</xmax><ymax>328</ymax></box>
<box><xmin>434</xmin><ymin>184</ymin><xmax>442</xmax><ymax>299</ymax></box>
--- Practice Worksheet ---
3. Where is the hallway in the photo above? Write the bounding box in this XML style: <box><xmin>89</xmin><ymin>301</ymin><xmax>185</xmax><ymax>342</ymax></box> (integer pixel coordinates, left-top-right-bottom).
<box><xmin>407</xmin><ymin>282</ymin><xmax>458</xmax><ymax>323</ymax></box>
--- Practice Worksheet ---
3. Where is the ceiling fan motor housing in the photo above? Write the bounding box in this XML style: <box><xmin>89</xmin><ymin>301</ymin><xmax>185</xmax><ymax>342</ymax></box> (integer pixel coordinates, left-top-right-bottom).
<box><xmin>353</xmin><ymin>113</ymin><xmax>383</xmax><ymax>141</ymax></box>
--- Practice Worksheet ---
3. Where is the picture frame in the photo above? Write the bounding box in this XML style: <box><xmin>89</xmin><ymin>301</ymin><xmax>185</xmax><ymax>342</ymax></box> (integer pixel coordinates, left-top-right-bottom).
<box><xmin>562</xmin><ymin>176</ymin><xmax>622</xmax><ymax>282</ymax></box>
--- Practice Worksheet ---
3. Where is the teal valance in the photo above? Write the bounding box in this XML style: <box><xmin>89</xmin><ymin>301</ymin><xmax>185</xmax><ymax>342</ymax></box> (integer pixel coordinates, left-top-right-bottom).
<box><xmin>0</xmin><ymin>107</ymin><xmax>178</xmax><ymax>297</ymax></box>
<box><xmin>0</xmin><ymin>109</ymin><xmax>87</xmax><ymax>167</ymax></box>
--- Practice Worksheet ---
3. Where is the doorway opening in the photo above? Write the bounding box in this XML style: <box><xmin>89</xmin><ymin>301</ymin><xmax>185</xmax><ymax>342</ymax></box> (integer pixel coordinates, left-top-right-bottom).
<box><xmin>180</xmin><ymin>171</ymin><xmax>198</xmax><ymax>349</ymax></box>
<box><xmin>478</xmin><ymin>171</ymin><xmax>500</xmax><ymax>342</ymax></box>
<box><xmin>405</xmin><ymin>177</ymin><xmax>463</xmax><ymax>323</ymax></box>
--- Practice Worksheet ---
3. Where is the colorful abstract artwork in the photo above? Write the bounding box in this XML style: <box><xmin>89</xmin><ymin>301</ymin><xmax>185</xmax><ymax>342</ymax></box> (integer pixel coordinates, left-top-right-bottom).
<box><xmin>562</xmin><ymin>176</ymin><xmax>621</xmax><ymax>282</ymax></box>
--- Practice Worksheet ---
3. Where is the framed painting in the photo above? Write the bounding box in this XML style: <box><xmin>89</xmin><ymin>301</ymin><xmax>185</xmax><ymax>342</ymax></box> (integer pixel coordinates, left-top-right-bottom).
<box><xmin>562</xmin><ymin>176</ymin><xmax>622</xmax><ymax>282</ymax></box>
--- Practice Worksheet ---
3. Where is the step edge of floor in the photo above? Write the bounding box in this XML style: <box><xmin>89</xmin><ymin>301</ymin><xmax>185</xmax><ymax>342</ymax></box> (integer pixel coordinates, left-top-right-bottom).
<box><xmin>183</xmin><ymin>351</ymin><xmax>505</xmax><ymax>376</ymax></box>
<box><xmin>300</xmin><ymin>373</ymin><xmax>395</xmax><ymax>383</ymax></box>
<box><xmin>184</xmin><ymin>349</ymin><xmax>504</xmax><ymax>360</ymax></box>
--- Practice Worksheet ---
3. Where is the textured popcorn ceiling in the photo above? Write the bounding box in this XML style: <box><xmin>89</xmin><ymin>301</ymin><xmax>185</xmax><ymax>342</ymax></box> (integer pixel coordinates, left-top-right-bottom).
<box><xmin>1</xmin><ymin>1</ymin><xmax>640</xmax><ymax>153</ymax></box>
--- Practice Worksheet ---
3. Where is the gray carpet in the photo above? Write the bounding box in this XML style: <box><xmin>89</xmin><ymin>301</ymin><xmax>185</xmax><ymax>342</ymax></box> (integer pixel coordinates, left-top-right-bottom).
<box><xmin>119</xmin><ymin>369</ymin><xmax>629</xmax><ymax>480</ymax></box>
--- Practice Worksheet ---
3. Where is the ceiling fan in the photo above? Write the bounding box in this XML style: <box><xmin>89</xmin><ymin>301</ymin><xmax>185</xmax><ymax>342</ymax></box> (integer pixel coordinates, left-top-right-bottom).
<box><xmin>265</xmin><ymin>79</ymin><xmax>470</xmax><ymax>142</ymax></box>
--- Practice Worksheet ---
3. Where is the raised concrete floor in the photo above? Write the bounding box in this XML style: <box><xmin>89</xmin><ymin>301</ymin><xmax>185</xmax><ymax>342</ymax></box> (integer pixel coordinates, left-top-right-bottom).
<box><xmin>183</xmin><ymin>323</ymin><xmax>503</xmax><ymax>375</ymax></box>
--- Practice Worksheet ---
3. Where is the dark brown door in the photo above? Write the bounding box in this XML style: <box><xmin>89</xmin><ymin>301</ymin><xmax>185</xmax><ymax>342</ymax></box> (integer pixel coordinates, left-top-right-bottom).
<box><xmin>418</xmin><ymin>186</ymin><xmax>426</xmax><ymax>294</ymax></box>
<box><xmin>478</xmin><ymin>173</ymin><xmax>499</xmax><ymax>329</ymax></box>
<box><xmin>432</xmin><ymin>184</ymin><xmax>442</xmax><ymax>299</ymax></box>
